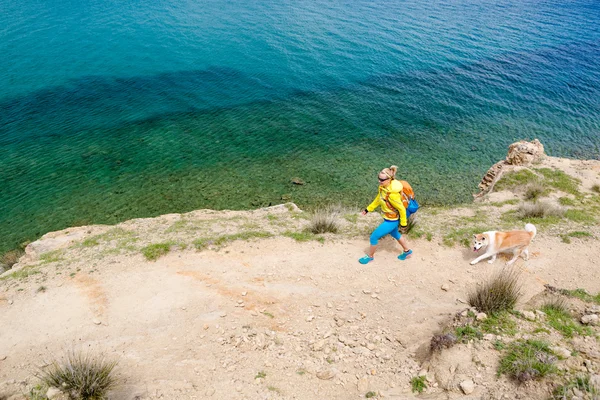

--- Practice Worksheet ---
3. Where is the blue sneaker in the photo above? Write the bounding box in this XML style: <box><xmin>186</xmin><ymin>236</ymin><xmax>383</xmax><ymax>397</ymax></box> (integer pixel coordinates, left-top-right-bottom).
<box><xmin>359</xmin><ymin>255</ymin><xmax>374</xmax><ymax>264</ymax></box>
<box><xmin>398</xmin><ymin>249</ymin><xmax>413</xmax><ymax>260</ymax></box>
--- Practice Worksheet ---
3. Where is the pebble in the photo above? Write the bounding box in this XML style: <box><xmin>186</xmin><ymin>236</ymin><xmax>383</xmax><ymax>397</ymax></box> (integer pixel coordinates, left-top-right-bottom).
<box><xmin>441</xmin><ymin>284</ymin><xmax>449</xmax><ymax>291</ymax></box>
<box><xmin>205</xmin><ymin>388</ymin><xmax>216</xmax><ymax>396</ymax></box>
<box><xmin>362</xmin><ymin>289</ymin><xmax>371</xmax><ymax>294</ymax></box>
<box><xmin>306</xmin><ymin>316</ymin><xmax>315</xmax><ymax>322</ymax></box>
<box><xmin>460</xmin><ymin>379</ymin><xmax>475</xmax><ymax>395</ymax></box>
<box><xmin>476</xmin><ymin>312</ymin><xmax>487</xmax><ymax>321</ymax></box>
<box><xmin>522</xmin><ymin>311</ymin><xmax>536</xmax><ymax>321</ymax></box>
<box><xmin>220</xmin><ymin>312</ymin><xmax>227</xmax><ymax>318</ymax></box>
<box><xmin>242</xmin><ymin>291</ymin><xmax>247</xmax><ymax>296</ymax></box>
<box><xmin>0</xmin><ymin>355</ymin><xmax>6</xmax><ymax>361</ymax></box>
<box><xmin>316</xmin><ymin>368</ymin><xmax>337</xmax><ymax>380</ymax></box>
<box><xmin>92</xmin><ymin>319</ymin><xmax>101</xmax><ymax>325</ymax></box>
<box><xmin>8</xmin><ymin>300</ymin><xmax>13</xmax><ymax>305</ymax></box>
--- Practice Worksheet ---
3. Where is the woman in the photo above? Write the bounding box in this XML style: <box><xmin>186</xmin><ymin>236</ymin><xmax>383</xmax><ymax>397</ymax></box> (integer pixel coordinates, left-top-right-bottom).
<box><xmin>359</xmin><ymin>165</ymin><xmax>413</xmax><ymax>264</ymax></box>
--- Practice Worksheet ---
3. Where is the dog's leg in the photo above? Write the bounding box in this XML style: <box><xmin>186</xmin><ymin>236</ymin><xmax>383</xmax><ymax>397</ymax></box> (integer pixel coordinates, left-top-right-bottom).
<box><xmin>471</xmin><ymin>252</ymin><xmax>492</xmax><ymax>265</ymax></box>
<box><xmin>506</xmin><ymin>249</ymin><xmax>520</xmax><ymax>266</ymax></box>
<box><xmin>522</xmin><ymin>247</ymin><xmax>529</xmax><ymax>260</ymax></box>
<box><xmin>487</xmin><ymin>254</ymin><xmax>497</xmax><ymax>264</ymax></box>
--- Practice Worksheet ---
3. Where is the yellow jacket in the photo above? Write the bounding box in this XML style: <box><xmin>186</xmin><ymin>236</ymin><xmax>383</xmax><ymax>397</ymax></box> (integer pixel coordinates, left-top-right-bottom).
<box><xmin>366</xmin><ymin>179</ymin><xmax>407</xmax><ymax>227</ymax></box>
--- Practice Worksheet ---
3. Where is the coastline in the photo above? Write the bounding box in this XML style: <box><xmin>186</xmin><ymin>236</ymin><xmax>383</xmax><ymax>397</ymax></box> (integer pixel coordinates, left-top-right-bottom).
<box><xmin>1</xmin><ymin>142</ymin><xmax>600</xmax><ymax>399</ymax></box>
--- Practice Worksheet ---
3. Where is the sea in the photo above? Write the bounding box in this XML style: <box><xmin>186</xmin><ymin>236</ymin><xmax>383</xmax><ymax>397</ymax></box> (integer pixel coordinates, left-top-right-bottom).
<box><xmin>1</xmin><ymin>0</ymin><xmax>599</xmax><ymax>253</ymax></box>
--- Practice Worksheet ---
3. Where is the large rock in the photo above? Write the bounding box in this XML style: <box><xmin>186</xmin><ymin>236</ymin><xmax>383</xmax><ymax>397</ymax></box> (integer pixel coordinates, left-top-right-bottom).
<box><xmin>475</xmin><ymin>139</ymin><xmax>546</xmax><ymax>198</ymax></box>
<box><xmin>506</xmin><ymin>139</ymin><xmax>545</xmax><ymax>165</ymax></box>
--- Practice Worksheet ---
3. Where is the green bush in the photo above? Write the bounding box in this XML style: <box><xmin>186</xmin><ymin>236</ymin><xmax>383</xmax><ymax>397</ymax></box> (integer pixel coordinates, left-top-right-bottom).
<box><xmin>410</xmin><ymin>375</ymin><xmax>427</xmax><ymax>394</ymax></box>
<box><xmin>308</xmin><ymin>210</ymin><xmax>340</xmax><ymax>234</ymax></box>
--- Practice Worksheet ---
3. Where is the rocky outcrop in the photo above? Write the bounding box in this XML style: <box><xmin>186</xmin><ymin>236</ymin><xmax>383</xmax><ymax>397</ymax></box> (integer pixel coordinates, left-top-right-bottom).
<box><xmin>474</xmin><ymin>139</ymin><xmax>546</xmax><ymax>199</ymax></box>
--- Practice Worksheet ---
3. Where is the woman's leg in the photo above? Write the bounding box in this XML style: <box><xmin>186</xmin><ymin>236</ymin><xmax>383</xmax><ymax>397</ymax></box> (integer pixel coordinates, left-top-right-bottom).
<box><xmin>366</xmin><ymin>220</ymin><xmax>399</xmax><ymax>257</ymax></box>
<box><xmin>390</xmin><ymin>228</ymin><xmax>412</xmax><ymax>258</ymax></box>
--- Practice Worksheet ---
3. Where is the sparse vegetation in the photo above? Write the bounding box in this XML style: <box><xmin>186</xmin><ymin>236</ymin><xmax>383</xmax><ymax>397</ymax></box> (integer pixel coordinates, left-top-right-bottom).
<box><xmin>558</xmin><ymin>196</ymin><xmax>576</xmax><ymax>206</ymax></box>
<box><xmin>0</xmin><ymin>265</ymin><xmax>40</xmax><ymax>281</ymax></box>
<box><xmin>523</xmin><ymin>182</ymin><xmax>547</xmax><ymax>201</ymax></box>
<box><xmin>468</xmin><ymin>268</ymin><xmax>521</xmax><ymax>314</ymax></box>
<box><xmin>365</xmin><ymin>391</ymin><xmax>377</xmax><ymax>398</ymax></box>
<box><xmin>535</xmin><ymin>168</ymin><xmax>581</xmax><ymax>196</ymax></box>
<box><xmin>564</xmin><ymin>209</ymin><xmax>596</xmax><ymax>224</ymax></box>
<box><xmin>561</xmin><ymin>230</ymin><xmax>593</xmax><ymax>243</ymax></box>
<box><xmin>592</xmin><ymin>184</ymin><xmax>600</xmax><ymax>194</ymax></box>
<box><xmin>442</xmin><ymin>225</ymin><xmax>489</xmax><ymax>248</ymax></box>
<box><xmin>559</xmin><ymin>288</ymin><xmax>600</xmax><ymax>304</ymax></box>
<box><xmin>194</xmin><ymin>231</ymin><xmax>273</xmax><ymax>250</ymax></box>
<box><xmin>40</xmin><ymin>250</ymin><xmax>64</xmax><ymax>264</ymax></box>
<box><xmin>516</xmin><ymin>201</ymin><xmax>564</xmax><ymax>219</ymax></box>
<box><xmin>255</xmin><ymin>371</ymin><xmax>266</xmax><ymax>379</ymax></box>
<box><xmin>498</xmin><ymin>340</ymin><xmax>557</xmax><ymax>382</ymax></box>
<box><xmin>551</xmin><ymin>375</ymin><xmax>599</xmax><ymax>399</ymax></box>
<box><xmin>494</xmin><ymin>169</ymin><xmax>541</xmax><ymax>191</ymax></box>
<box><xmin>541</xmin><ymin>300</ymin><xmax>591</xmax><ymax>338</ymax></box>
<box><xmin>410</xmin><ymin>375</ymin><xmax>427</xmax><ymax>394</ymax></box>
<box><xmin>36</xmin><ymin>352</ymin><xmax>118</xmax><ymax>400</ymax></box>
<box><xmin>1</xmin><ymin>248</ymin><xmax>25</xmax><ymax>268</ymax></box>
<box><xmin>478</xmin><ymin>311</ymin><xmax>518</xmax><ymax>336</ymax></box>
<box><xmin>141</xmin><ymin>242</ymin><xmax>174</xmax><ymax>261</ymax></box>
<box><xmin>308</xmin><ymin>209</ymin><xmax>340</xmax><ymax>234</ymax></box>
<box><xmin>455</xmin><ymin>325</ymin><xmax>482</xmax><ymax>342</ymax></box>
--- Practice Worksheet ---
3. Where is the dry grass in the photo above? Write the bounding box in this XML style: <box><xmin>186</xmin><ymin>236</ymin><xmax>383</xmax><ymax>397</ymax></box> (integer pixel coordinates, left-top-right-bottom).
<box><xmin>1</xmin><ymin>248</ymin><xmax>25</xmax><ymax>268</ymax></box>
<box><xmin>37</xmin><ymin>351</ymin><xmax>118</xmax><ymax>399</ymax></box>
<box><xmin>468</xmin><ymin>267</ymin><xmax>522</xmax><ymax>314</ymax></box>
<box><xmin>308</xmin><ymin>208</ymin><xmax>340</xmax><ymax>234</ymax></box>
<box><xmin>516</xmin><ymin>201</ymin><xmax>564</xmax><ymax>219</ymax></box>
<box><xmin>523</xmin><ymin>183</ymin><xmax>547</xmax><ymax>201</ymax></box>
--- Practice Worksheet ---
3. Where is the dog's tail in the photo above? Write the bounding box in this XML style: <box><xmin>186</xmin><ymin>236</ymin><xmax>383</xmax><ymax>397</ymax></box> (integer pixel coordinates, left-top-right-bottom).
<box><xmin>525</xmin><ymin>223</ymin><xmax>537</xmax><ymax>239</ymax></box>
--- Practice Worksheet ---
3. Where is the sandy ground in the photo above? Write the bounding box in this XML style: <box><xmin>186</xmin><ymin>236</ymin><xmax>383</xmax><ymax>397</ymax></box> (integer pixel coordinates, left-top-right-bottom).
<box><xmin>1</xmin><ymin>154</ymin><xmax>600</xmax><ymax>400</ymax></box>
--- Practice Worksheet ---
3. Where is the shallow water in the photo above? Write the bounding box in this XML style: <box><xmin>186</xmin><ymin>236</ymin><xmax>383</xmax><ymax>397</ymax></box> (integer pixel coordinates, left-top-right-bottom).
<box><xmin>1</xmin><ymin>0</ymin><xmax>599</xmax><ymax>252</ymax></box>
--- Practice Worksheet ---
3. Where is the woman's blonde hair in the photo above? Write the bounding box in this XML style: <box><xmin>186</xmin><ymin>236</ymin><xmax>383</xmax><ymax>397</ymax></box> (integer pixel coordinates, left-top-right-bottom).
<box><xmin>380</xmin><ymin>165</ymin><xmax>398</xmax><ymax>179</ymax></box>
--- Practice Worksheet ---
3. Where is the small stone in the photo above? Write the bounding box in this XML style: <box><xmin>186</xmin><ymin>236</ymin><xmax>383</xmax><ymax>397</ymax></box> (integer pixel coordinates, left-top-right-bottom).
<box><xmin>92</xmin><ymin>319</ymin><xmax>101</xmax><ymax>325</ymax></box>
<box><xmin>550</xmin><ymin>346</ymin><xmax>571</xmax><ymax>359</ymax></box>
<box><xmin>0</xmin><ymin>355</ymin><xmax>7</xmax><ymax>361</ymax></box>
<box><xmin>242</xmin><ymin>291</ymin><xmax>247</xmax><ymax>296</ymax></box>
<box><xmin>316</xmin><ymin>368</ymin><xmax>336</xmax><ymax>380</ymax></box>
<box><xmin>459</xmin><ymin>379</ymin><xmax>475</xmax><ymax>395</ymax></box>
<box><xmin>46</xmin><ymin>387</ymin><xmax>63</xmax><ymax>399</ymax></box>
<box><xmin>371</xmin><ymin>294</ymin><xmax>378</xmax><ymax>299</ymax></box>
<box><xmin>326</xmin><ymin>302</ymin><xmax>333</xmax><ymax>308</ymax></box>
<box><xmin>306</xmin><ymin>315</ymin><xmax>315</xmax><ymax>322</ymax></box>
<box><xmin>220</xmin><ymin>312</ymin><xmax>227</xmax><ymax>318</ymax></box>
<box><xmin>441</xmin><ymin>284</ymin><xmax>449</xmax><ymax>291</ymax></box>
<box><xmin>181</xmin><ymin>306</ymin><xmax>186</xmax><ymax>310</ymax></box>
<box><xmin>476</xmin><ymin>312</ymin><xmax>487</xmax><ymax>321</ymax></box>
<box><xmin>362</xmin><ymin>289</ymin><xmax>371</xmax><ymax>294</ymax></box>
<box><xmin>8</xmin><ymin>299</ymin><xmax>13</xmax><ymax>305</ymax></box>
<box><xmin>483</xmin><ymin>334</ymin><xmax>495</xmax><ymax>341</ymax></box>
<box><xmin>312</xmin><ymin>340</ymin><xmax>326</xmax><ymax>351</ymax></box>
<box><xmin>522</xmin><ymin>311</ymin><xmax>536</xmax><ymax>321</ymax></box>
<box><xmin>581</xmin><ymin>314</ymin><xmax>599</xmax><ymax>325</ymax></box>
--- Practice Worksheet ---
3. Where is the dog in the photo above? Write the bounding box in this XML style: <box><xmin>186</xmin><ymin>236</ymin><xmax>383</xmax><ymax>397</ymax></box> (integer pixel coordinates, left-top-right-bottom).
<box><xmin>470</xmin><ymin>223</ymin><xmax>536</xmax><ymax>266</ymax></box>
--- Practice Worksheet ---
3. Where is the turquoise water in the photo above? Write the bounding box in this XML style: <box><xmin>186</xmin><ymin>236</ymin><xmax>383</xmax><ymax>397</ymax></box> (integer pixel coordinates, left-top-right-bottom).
<box><xmin>1</xmin><ymin>0</ymin><xmax>600</xmax><ymax>253</ymax></box>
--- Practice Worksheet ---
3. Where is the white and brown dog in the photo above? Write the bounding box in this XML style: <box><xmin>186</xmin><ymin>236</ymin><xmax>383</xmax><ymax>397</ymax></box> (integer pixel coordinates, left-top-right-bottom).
<box><xmin>470</xmin><ymin>223</ymin><xmax>536</xmax><ymax>266</ymax></box>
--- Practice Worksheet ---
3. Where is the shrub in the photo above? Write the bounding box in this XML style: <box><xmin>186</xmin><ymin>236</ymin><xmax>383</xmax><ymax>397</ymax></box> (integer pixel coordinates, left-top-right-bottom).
<box><xmin>592</xmin><ymin>184</ymin><xmax>600</xmax><ymax>194</ymax></box>
<box><xmin>308</xmin><ymin>209</ymin><xmax>340</xmax><ymax>234</ymax></box>
<box><xmin>498</xmin><ymin>340</ymin><xmax>557</xmax><ymax>382</ymax></box>
<box><xmin>468</xmin><ymin>267</ymin><xmax>522</xmax><ymax>314</ymax></box>
<box><xmin>410</xmin><ymin>375</ymin><xmax>427</xmax><ymax>393</ymax></box>
<box><xmin>37</xmin><ymin>352</ymin><xmax>118</xmax><ymax>400</ymax></box>
<box><xmin>430</xmin><ymin>333</ymin><xmax>457</xmax><ymax>352</ymax></box>
<box><xmin>1</xmin><ymin>248</ymin><xmax>25</xmax><ymax>268</ymax></box>
<box><xmin>516</xmin><ymin>201</ymin><xmax>564</xmax><ymax>219</ymax></box>
<box><xmin>541</xmin><ymin>299</ymin><xmax>591</xmax><ymax>338</ymax></box>
<box><xmin>523</xmin><ymin>183</ymin><xmax>546</xmax><ymax>201</ymax></box>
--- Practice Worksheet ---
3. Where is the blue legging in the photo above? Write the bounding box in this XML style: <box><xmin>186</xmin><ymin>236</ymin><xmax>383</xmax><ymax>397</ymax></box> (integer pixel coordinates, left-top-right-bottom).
<box><xmin>370</xmin><ymin>219</ymin><xmax>401</xmax><ymax>245</ymax></box>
